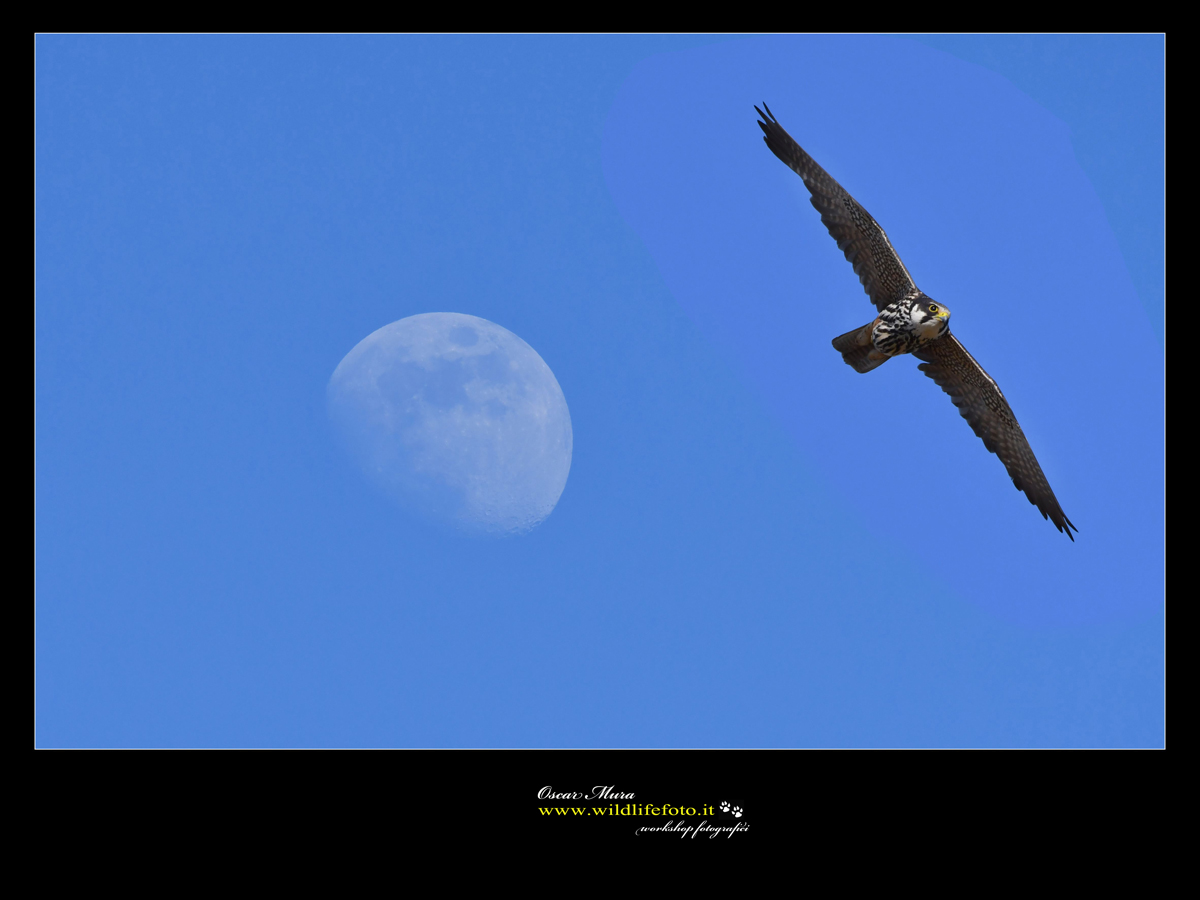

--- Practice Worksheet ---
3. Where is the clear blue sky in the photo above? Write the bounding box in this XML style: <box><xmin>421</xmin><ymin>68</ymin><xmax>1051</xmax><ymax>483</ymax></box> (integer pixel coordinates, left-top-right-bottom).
<box><xmin>36</xmin><ymin>35</ymin><xmax>1164</xmax><ymax>748</ymax></box>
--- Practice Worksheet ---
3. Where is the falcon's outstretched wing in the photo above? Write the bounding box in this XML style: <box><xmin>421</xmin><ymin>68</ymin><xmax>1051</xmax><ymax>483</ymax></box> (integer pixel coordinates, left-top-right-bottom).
<box><xmin>756</xmin><ymin>104</ymin><xmax>917</xmax><ymax>313</ymax></box>
<box><xmin>913</xmin><ymin>334</ymin><xmax>1077</xmax><ymax>539</ymax></box>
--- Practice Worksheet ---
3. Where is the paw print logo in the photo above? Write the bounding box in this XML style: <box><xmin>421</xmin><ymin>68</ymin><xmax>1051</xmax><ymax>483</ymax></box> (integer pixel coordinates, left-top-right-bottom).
<box><xmin>731</xmin><ymin>805</ymin><xmax>743</xmax><ymax>818</ymax></box>
<box><xmin>719</xmin><ymin>801</ymin><xmax>731</xmax><ymax>813</ymax></box>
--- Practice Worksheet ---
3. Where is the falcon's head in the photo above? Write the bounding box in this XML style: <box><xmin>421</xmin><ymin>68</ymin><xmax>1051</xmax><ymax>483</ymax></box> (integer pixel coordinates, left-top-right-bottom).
<box><xmin>911</xmin><ymin>298</ymin><xmax>951</xmax><ymax>340</ymax></box>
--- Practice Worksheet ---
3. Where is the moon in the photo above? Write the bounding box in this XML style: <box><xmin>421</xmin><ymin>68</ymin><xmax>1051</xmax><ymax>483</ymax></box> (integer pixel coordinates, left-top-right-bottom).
<box><xmin>327</xmin><ymin>313</ymin><xmax>573</xmax><ymax>535</ymax></box>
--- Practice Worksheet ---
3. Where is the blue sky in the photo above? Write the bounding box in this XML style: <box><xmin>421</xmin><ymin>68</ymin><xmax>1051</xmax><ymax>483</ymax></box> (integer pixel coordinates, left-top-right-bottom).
<box><xmin>36</xmin><ymin>35</ymin><xmax>1163</xmax><ymax>748</ymax></box>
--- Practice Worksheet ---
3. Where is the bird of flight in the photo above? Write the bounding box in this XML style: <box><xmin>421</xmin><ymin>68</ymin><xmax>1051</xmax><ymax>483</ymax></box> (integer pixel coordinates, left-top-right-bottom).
<box><xmin>755</xmin><ymin>104</ymin><xmax>1077</xmax><ymax>539</ymax></box>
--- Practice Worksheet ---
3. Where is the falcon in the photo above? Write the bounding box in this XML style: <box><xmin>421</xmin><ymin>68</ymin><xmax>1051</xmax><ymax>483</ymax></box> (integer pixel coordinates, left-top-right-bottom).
<box><xmin>755</xmin><ymin>104</ymin><xmax>1077</xmax><ymax>539</ymax></box>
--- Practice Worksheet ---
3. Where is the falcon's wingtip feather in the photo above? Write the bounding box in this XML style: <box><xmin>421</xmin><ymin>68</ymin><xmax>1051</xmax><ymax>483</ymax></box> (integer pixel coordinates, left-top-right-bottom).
<box><xmin>1043</xmin><ymin>505</ymin><xmax>1078</xmax><ymax>541</ymax></box>
<box><xmin>755</xmin><ymin>103</ymin><xmax>778</xmax><ymax>126</ymax></box>
<box><xmin>1062</xmin><ymin>514</ymin><xmax>1078</xmax><ymax>541</ymax></box>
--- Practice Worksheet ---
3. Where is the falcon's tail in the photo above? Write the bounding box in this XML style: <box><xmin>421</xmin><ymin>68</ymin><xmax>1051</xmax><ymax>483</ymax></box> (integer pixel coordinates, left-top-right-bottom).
<box><xmin>832</xmin><ymin>322</ymin><xmax>887</xmax><ymax>373</ymax></box>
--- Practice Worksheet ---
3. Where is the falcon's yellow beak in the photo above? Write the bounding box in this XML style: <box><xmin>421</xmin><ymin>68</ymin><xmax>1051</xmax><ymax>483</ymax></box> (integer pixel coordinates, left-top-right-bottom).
<box><xmin>937</xmin><ymin>307</ymin><xmax>950</xmax><ymax>319</ymax></box>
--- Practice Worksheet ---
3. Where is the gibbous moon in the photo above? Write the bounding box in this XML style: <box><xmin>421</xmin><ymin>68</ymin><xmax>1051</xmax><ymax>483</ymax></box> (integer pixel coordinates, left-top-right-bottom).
<box><xmin>328</xmin><ymin>313</ymin><xmax>572</xmax><ymax>535</ymax></box>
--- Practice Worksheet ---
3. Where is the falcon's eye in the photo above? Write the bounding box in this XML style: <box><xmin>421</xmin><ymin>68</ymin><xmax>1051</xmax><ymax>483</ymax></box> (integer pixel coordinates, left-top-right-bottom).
<box><xmin>928</xmin><ymin>304</ymin><xmax>939</xmax><ymax>313</ymax></box>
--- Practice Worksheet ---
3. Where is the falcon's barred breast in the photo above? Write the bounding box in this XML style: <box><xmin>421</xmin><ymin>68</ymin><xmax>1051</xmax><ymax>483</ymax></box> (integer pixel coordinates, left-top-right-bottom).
<box><xmin>755</xmin><ymin>104</ymin><xmax>1077</xmax><ymax>539</ymax></box>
